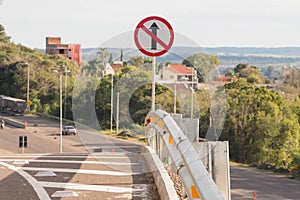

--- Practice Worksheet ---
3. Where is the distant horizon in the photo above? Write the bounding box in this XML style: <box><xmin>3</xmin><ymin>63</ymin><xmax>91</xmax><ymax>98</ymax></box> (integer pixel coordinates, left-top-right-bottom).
<box><xmin>1</xmin><ymin>0</ymin><xmax>300</xmax><ymax>49</ymax></box>
<box><xmin>33</xmin><ymin>45</ymin><xmax>300</xmax><ymax>50</ymax></box>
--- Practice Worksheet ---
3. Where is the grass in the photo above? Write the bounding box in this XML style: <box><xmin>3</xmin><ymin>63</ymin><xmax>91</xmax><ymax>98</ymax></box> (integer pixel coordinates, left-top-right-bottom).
<box><xmin>99</xmin><ymin>129</ymin><xmax>147</xmax><ymax>144</ymax></box>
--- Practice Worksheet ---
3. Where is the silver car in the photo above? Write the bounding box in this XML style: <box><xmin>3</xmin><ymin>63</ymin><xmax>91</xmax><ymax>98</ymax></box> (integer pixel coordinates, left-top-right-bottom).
<box><xmin>62</xmin><ymin>126</ymin><xmax>77</xmax><ymax>135</ymax></box>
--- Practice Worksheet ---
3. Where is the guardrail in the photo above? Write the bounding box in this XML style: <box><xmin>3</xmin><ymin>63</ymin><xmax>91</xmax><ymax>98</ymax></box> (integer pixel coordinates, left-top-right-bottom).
<box><xmin>0</xmin><ymin>116</ymin><xmax>26</xmax><ymax>128</ymax></box>
<box><xmin>145</xmin><ymin>109</ymin><xmax>224</xmax><ymax>200</ymax></box>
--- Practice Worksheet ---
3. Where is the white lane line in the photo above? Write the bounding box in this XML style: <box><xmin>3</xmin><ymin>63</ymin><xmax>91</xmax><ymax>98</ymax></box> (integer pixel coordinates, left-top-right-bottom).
<box><xmin>0</xmin><ymin>159</ymin><xmax>139</xmax><ymax>166</ymax></box>
<box><xmin>39</xmin><ymin>181</ymin><xmax>145</xmax><ymax>193</ymax></box>
<box><xmin>20</xmin><ymin>167</ymin><xmax>142</xmax><ymax>176</ymax></box>
<box><xmin>0</xmin><ymin>161</ymin><xmax>51</xmax><ymax>200</ymax></box>
<box><xmin>0</xmin><ymin>155</ymin><xmax>134</xmax><ymax>159</ymax></box>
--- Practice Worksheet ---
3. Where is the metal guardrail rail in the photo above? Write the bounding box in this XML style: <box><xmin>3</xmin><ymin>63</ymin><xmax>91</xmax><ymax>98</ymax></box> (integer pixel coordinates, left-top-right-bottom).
<box><xmin>145</xmin><ymin>109</ymin><xmax>224</xmax><ymax>200</ymax></box>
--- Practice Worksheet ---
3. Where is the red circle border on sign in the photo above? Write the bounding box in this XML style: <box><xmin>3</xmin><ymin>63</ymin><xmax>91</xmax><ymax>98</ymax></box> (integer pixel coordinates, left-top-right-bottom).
<box><xmin>134</xmin><ymin>16</ymin><xmax>174</xmax><ymax>57</ymax></box>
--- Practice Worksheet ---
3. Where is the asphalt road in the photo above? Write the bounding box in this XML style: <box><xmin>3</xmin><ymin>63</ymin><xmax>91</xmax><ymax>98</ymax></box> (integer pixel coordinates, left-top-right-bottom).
<box><xmin>2</xmin><ymin>114</ymin><xmax>300</xmax><ymax>200</ymax></box>
<box><xmin>0</xmin><ymin>114</ymin><xmax>160</xmax><ymax>200</ymax></box>
<box><xmin>0</xmin><ymin>115</ymin><xmax>86</xmax><ymax>154</ymax></box>
<box><xmin>230</xmin><ymin>165</ymin><xmax>300</xmax><ymax>200</ymax></box>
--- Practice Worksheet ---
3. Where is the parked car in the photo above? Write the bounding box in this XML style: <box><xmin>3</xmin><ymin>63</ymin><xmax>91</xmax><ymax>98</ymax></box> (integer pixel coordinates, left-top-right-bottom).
<box><xmin>62</xmin><ymin>126</ymin><xmax>77</xmax><ymax>135</ymax></box>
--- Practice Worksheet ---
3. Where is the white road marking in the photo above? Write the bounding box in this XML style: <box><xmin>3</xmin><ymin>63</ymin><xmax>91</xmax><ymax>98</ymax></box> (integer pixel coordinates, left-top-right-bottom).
<box><xmin>51</xmin><ymin>190</ymin><xmax>79</xmax><ymax>197</ymax></box>
<box><xmin>0</xmin><ymin>161</ymin><xmax>51</xmax><ymax>200</ymax></box>
<box><xmin>0</xmin><ymin>154</ymin><xmax>135</xmax><ymax>159</ymax></box>
<box><xmin>39</xmin><ymin>181</ymin><xmax>145</xmax><ymax>193</ymax></box>
<box><xmin>0</xmin><ymin>159</ymin><xmax>139</xmax><ymax>166</ymax></box>
<box><xmin>35</xmin><ymin>171</ymin><xmax>57</xmax><ymax>177</ymax></box>
<box><xmin>20</xmin><ymin>167</ymin><xmax>142</xmax><ymax>176</ymax></box>
<box><xmin>13</xmin><ymin>160</ymin><xmax>29</xmax><ymax>165</ymax></box>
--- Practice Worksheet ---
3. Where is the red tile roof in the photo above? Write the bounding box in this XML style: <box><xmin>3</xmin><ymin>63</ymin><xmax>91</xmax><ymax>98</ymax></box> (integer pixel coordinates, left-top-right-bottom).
<box><xmin>168</xmin><ymin>64</ymin><xmax>194</xmax><ymax>74</ymax></box>
<box><xmin>111</xmin><ymin>63</ymin><xmax>123</xmax><ymax>70</ymax></box>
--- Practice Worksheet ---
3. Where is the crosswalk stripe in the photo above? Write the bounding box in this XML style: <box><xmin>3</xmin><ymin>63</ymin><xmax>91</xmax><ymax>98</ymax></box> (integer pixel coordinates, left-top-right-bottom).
<box><xmin>0</xmin><ymin>162</ymin><xmax>51</xmax><ymax>200</ymax></box>
<box><xmin>20</xmin><ymin>167</ymin><xmax>143</xmax><ymax>176</ymax></box>
<box><xmin>0</xmin><ymin>159</ymin><xmax>139</xmax><ymax>166</ymax></box>
<box><xmin>0</xmin><ymin>154</ymin><xmax>135</xmax><ymax>159</ymax></box>
<box><xmin>39</xmin><ymin>181</ymin><xmax>145</xmax><ymax>193</ymax></box>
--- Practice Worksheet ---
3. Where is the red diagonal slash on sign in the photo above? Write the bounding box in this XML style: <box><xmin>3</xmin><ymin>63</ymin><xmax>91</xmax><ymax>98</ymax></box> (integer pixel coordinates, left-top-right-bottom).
<box><xmin>134</xmin><ymin>16</ymin><xmax>174</xmax><ymax>57</ymax></box>
<box><xmin>139</xmin><ymin>24</ymin><xmax>169</xmax><ymax>50</ymax></box>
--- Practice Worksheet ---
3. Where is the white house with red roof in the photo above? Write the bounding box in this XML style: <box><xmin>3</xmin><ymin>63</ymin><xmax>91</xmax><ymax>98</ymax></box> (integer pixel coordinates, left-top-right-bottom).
<box><xmin>105</xmin><ymin>61</ymin><xmax>123</xmax><ymax>76</ymax></box>
<box><xmin>158</xmin><ymin>64</ymin><xmax>198</xmax><ymax>87</ymax></box>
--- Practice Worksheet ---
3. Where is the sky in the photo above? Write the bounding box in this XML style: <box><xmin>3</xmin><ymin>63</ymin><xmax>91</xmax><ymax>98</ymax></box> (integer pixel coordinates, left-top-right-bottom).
<box><xmin>0</xmin><ymin>0</ymin><xmax>300</xmax><ymax>49</ymax></box>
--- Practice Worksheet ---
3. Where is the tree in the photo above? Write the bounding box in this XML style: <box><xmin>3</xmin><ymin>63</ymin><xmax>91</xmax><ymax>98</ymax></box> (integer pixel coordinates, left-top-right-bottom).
<box><xmin>234</xmin><ymin>63</ymin><xmax>248</xmax><ymax>76</ymax></box>
<box><xmin>221</xmin><ymin>79</ymin><xmax>300</xmax><ymax>168</ymax></box>
<box><xmin>82</xmin><ymin>48</ymin><xmax>111</xmax><ymax>77</ymax></box>
<box><xmin>233</xmin><ymin>64</ymin><xmax>264</xmax><ymax>83</ymax></box>
<box><xmin>182</xmin><ymin>53</ymin><xmax>220</xmax><ymax>82</ymax></box>
<box><xmin>0</xmin><ymin>24</ymin><xmax>11</xmax><ymax>43</ymax></box>
<box><xmin>129</xmin><ymin>56</ymin><xmax>144</xmax><ymax>68</ymax></box>
<box><xmin>0</xmin><ymin>42</ymin><xmax>79</xmax><ymax>117</ymax></box>
<box><xmin>225</xmin><ymin>69</ymin><xmax>236</xmax><ymax>77</ymax></box>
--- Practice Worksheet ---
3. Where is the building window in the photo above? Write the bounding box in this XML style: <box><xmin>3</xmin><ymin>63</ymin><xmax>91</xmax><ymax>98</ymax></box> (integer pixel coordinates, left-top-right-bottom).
<box><xmin>59</xmin><ymin>49</ymin><xmax>65</xmax><ymax>54</ymax></box>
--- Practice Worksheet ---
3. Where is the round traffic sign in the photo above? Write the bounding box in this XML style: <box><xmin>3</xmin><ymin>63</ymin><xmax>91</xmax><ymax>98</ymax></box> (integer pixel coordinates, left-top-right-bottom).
<box><xmin>134</xmin><ymin>16</ymin><xmax>174</xmax><ymax>57</ymax></box>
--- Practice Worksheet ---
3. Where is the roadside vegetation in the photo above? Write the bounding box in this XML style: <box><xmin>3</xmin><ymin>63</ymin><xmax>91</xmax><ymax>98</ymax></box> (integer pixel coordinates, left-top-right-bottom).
<box><xmin>1</xmin><ymin>24</ymin><xmax>300</xmax><ymax>178</ymax></box>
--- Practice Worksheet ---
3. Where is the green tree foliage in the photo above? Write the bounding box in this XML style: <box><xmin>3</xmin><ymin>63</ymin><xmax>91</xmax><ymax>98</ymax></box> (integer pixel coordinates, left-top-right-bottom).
<box><xmin>0</xmin><ymin>24</ymin><xmax>11</xmax><ymax>43</ymax></box>
<box><xmin>182</xmin><ymin>53</ymin><xmax>220</xmax><ymax>82</ymax></box>
<box><xmin>0</xmin><ymin>41</ymin><xmax>79</xmax><ymax>117</ymax></box>
<box><xmin>222</xmin><ymin>79</ymin><xmax>300</xmax><ymax>169</ymax></box>
<box><xmin>129</xmin><ymin>56</ymin><xmax>144</xmax><ymax>68</ymax></box>
<box><xmin>233</xmin><ymin>63</ymin><xmax>264</xmax><ymax>83</ymax></box>
<box><xmin>233</xmin><ymin>63</ymin><xmax>248</xmax><ymax>75</ymax></box>
<box><xmin>197</xmin><ymin>88</ymin><xmax>211</xmax><ymax>138</ymax></box>
<box><xmin>94</xmin><ymin>66</ymin><xmax>175</xmax><ymax>129</ymax></box>
<box><xmin>82</xmin><ymin>48</ymin><xmax>111</xmax><ymax>77</ymax></box>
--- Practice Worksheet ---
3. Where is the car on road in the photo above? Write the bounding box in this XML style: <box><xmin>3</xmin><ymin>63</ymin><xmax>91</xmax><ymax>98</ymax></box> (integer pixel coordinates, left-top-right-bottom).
<box><xmin>62</xmin><ymin>126</ymin><xmax>77</xmax><ymax>135</ymax></box>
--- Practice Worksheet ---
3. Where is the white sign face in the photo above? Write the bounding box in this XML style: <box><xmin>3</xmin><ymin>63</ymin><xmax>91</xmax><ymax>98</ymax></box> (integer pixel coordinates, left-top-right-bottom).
<box><xmin>134</xmin><ymin>16</ymin><xmax>174</xmax><ymax>57</ymax></box>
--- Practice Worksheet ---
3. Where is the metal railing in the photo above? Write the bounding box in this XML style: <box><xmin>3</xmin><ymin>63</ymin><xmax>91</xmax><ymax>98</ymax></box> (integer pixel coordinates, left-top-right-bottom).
<box><xmin>145</xmin><ymin>109</ymin><xmax>224</xmax><ymax>200</ymax></box>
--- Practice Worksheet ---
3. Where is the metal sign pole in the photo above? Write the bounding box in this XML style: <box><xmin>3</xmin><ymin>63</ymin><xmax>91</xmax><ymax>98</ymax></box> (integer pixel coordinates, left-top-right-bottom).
<box><xmin>152</xmin><ymin>56</ymin><xmax>156</xmax><ymax>111</ymax></box>
<box><xmin>174</xmin><ymin>81</ymin><xmax>177</xmax><ymax>114</ymax></box>
<box><xmin>111</xmin><ymin>74</ymin><xmax>113</xmax><ymax>133</ymax></box>
<box><xmin>22</xmin><ymin>137</ymin><xmax>24</xmax><ymax>154</ymax></box>
<box><xmin>116</xmin><ymin>92</ymin><xmax>119</xmax><ymax>134</ymax></box>
<box><xmin>59</xmin><ymin>74</ymin><xmax>63</xmax><ymax>153</ymax></box>
<box><xmin>134</xmin><ymin>16</ymin><xmax>174</xmax><ymax>111</ymax></box>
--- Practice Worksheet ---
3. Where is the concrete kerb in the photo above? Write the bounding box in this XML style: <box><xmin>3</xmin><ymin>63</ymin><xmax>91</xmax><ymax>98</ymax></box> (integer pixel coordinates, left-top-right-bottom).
<box><xmin>141</xmin><ymin>145</ymin><xmax>179</xmax><ymax>200</ymax></box>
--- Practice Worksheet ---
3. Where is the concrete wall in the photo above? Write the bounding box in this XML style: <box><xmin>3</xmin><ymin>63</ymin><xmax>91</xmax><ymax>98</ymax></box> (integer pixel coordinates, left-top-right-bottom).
<box><xmin>141</xmin><ymin>145</ymin><xmax>179</xmax><ymax>200</ymax></box>
<box><xmin>193</xmin><ymin>141</ymin><xmax>231</xmax><ymax>200</ymax></box>
<box><xmin>171</xmin><ymin>114</ymin><xmax>199</xmax><ymax>142</ymax></box>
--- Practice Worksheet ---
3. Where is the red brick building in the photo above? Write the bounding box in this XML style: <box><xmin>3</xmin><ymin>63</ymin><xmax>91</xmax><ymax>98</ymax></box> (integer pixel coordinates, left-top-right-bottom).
<box><xmin>46</xmin><ymin>37</ymin><xmax>82</xmax><ymax>66</ymax></box>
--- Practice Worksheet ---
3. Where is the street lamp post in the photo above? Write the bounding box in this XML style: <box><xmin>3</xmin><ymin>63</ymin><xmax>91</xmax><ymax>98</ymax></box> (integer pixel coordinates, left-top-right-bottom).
<box><xmin>190</xmin><ymin>87</ymin><xmax>194</xmax><ymax>118</ymax></box>
<box><xmin>20</xmin><ymin>62</ymin><xmax>30</xmax><ymax>111</ymax></box>
<box><xmin>174</xmin><ymin>80</ymin><xmax>177</xmax><ymax>114</ymax></box>
<box><xmin>110</xmin><ymin>74</ymin><xmax>114</xmax><ymax>133</ymax></box>
<box><xmin>151</xmin><ymin>56</ymin><xmax>156</xmax><ymax>111</ymax></box>
<box><xmin>64</xmin><ymin>66</ymin><xmax>68</xmax><ymax>119</ymax></box>
<box><xmin>59</xmin><ymin>73</ymin><xmax>63</xmax><ymax>153</ymax></box>
<box><xmin>52</xmin><ymin>69</ymin><xmax>70</xmax><ymax>153</ymax></box>
<box><xmin>26</xmin><ymin>63</ymin><xmax>30</xmax><ymax>111</ymax></box>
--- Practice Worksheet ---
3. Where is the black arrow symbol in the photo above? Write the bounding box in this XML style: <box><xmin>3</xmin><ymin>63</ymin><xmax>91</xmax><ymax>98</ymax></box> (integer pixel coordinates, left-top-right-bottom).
<box><xmin>149</xmin><ymin>22</ymin><xmax>159</xmax><ymax>50</ymax></box>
